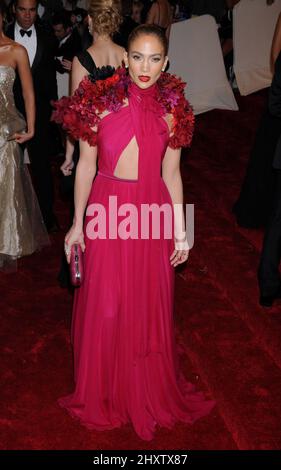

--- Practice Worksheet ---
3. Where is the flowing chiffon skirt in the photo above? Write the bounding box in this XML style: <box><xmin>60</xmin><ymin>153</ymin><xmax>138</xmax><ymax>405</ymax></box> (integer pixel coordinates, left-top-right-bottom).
<box><xmin>58</xmin><ymin>173</ymin><xmax>215</xmax><ymax>441</ymax></box>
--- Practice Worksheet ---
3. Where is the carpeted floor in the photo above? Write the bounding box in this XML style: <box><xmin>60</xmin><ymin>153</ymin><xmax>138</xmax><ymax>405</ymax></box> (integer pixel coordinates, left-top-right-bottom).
<box><xmin>1</xmin><ymin>88</ymin><xmax>281</xmax><ymax>450</ymax></box>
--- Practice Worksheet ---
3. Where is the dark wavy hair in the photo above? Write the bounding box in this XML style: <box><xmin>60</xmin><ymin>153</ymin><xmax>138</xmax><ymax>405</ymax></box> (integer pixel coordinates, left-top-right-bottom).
<box><xmin>127</xmin><ymin>24</ymin><xmax>168</xmax><ymax>56</ymax></box>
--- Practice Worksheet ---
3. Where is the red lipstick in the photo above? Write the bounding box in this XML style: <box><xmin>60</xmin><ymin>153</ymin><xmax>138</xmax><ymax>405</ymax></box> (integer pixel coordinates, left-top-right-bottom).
<box><xmin>138</xmin><ymin>76</ymin><xmax>150</xmax><ymax>82</ymax></box>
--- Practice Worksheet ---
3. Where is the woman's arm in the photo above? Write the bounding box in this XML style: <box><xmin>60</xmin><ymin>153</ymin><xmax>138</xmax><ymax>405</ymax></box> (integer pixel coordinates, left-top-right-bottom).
<box><xmin>14</xmin><ymin>45</ymin><xmax>35</xmax><ymax>143</ymax></box>
<box><xmin>162</xmin><ymin>145</ymin><xmax>189</xmax><ymax>267</ymax></box>
<box><xmin>73</xmin><ymin>139</ymin><xmax>97</xmax><ymax>229</ymax></box>
<box><xmin>146</xmin><ymin>3</ymin><xmax>157</xmax><ymax>24</ymax></box>
<box><xmin>61</xmin><ymin>137</ymin><xmax>75</xmax><ymax>175</ymax></box>
<box><xmin>61</xmin><ymin>56</ymin><xmax>88</xmax><ymax>175</ymax></box>
<box><xmin>64</xmin><ymin>138</ymin><xmax>97</xmax><ymax>261</ymax></box>
<box><xmin>71</xmin><ymin>56</ymin><xmax>88</xmax><ymax>94</ymax></box>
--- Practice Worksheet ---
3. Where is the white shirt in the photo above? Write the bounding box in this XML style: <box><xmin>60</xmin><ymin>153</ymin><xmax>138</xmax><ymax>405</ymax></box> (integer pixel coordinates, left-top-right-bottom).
<box><xmin>15</xmin><ymin>22</ymin><xmax>37</xmax><ymax>66</ymax></box>
<box><xmin>59</xmin><ymin>33</ymin><xmax>71</xmax><ymax>49</ymax></box>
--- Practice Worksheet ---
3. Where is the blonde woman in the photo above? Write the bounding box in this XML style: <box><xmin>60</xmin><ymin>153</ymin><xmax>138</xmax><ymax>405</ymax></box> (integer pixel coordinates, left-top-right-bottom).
<box><xmin>61</xmin><ymin>0</ymin><xmax>125</xmax><ymax>176</ymax></box>
<box><xmin>57</xmin><ymin>0</ymin><xmax>125</xmax><ymax>287</ymax></box>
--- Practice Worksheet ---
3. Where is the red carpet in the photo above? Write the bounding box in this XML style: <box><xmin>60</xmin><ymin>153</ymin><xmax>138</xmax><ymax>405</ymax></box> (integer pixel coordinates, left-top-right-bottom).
<box><xmin>1</xmin><ymin>89</ymin><xmax>281</xmax><ymax>449</ymax></box>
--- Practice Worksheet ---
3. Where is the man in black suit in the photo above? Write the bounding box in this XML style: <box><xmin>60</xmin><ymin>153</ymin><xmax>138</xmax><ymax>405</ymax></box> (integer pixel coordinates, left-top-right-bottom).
<box><xmin>53</xmin><ymin>11</ymin><xmax>81</xmax><ymax>66</ymax></box>
<box><xmin>258</xmin><ymin>51</ymin><xmax>281</xmax><ymax>307</ymax></box>
<box><xmin>52</xmin><ymin>10</ymin><xmax>81</xmax><ymax>91</ymax></box>
<box><xmin>6</xmin><ymin>0</ymin><xmax>59</xmax><ymax>232</ymax></box>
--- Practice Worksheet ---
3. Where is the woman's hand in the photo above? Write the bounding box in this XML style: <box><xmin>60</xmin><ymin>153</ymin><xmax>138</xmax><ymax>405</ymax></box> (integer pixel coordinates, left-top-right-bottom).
<box><xmin>170</xmin><ymin>237</ymin><xmax>189</xmax><ymax>267</ymax></box>
<box><xmin>64</xmin><ymin>225</ymin><xmax>85</xmax><ymax>264</ymax></box>
<box><xmin>170</xmin><ymin>248</ymin><xmax>189</xmax><ymax>267</ymax></box>
<box><xmin>61</xmin><ymin>157</ymin><xmax>74</xmax><ymax>176</ymax></box>
<box><xmin>10</xmin><ymin>130</ymin><xmax>34</xmax><ymax>144</ymax></box>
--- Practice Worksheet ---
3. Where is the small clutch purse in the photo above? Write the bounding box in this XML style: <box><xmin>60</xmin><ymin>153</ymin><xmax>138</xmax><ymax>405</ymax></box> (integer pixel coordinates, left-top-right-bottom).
<box><xmin>70</xmin><ymin>243</ymin><xmax>84</xmax><ymax>287</ymax></box>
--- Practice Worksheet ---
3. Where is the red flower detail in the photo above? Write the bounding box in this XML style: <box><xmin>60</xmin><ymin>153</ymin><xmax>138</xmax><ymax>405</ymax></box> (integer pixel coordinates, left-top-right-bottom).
<box><xmin>51</xmin><ymin>67</ymin><xmax>194</xmax><ymax>149</ymax></box>
<box><xmin>156</xmin><ymin>72</ymin><xmax>194</xmax><ymax>149</ymax></box>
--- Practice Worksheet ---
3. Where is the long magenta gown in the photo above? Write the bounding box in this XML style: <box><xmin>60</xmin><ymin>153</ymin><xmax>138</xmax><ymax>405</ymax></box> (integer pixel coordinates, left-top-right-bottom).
<box><xmin>58</xmin><ymin>80</ymin><xmax>215</xmax><ymax>441</ymax></box>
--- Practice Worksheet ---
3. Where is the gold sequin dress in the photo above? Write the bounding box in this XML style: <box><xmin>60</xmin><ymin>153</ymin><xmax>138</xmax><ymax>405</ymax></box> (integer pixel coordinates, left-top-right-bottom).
<box><xmin>0</xmin><ymin>65</ymin><xmax>49</xmax><ymax>270</ymax></box>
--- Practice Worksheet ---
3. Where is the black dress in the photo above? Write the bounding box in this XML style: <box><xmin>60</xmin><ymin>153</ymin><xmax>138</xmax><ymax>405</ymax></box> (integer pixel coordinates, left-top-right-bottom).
<box><xmin>258</xmin><ymin>52</ymin><xmax>281</xmax><ymax>296</ymax></box>
<box><xmin>233</xmin><ymin>105</ymin><xmax>281</xmax><ymax>228</ymax></box>
<box><xmin>60</xmin><ymin>50</ymin><xmax>116</xmax><ymax>197</ymax></box>
<box><xmin>58</xmin><ymin>50</ymin><xmax>116</xmax><ymax>288</ymax></box>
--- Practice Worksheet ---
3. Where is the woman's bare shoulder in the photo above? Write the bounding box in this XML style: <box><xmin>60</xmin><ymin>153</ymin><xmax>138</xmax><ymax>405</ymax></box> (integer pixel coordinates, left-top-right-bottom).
<box><xmin>0</xmin><ymin>37</ymin><xmax>18</xmax><ymax>52</ymax></box>
<box><xmin>0</xmin><ymin>35</ymin><xmax>14</xmax><ymax>45</ymax></box>
<box><xmin>0</xmin><ymin>41</ymin><xmax>28</xmax><ymax>65</ymax></box>
<box><xmin>72</xmin><ymin>55</ymin><xmax>86</xmax><ymax>72</ymax></box>
<box><xmin>12</xmin><ymin>42</ymin><xmax>27</xmax><ymax>53</ymax></box>
<box><xmin>12</xmin><ymin>42</ymin><xmax>29</xmax><ymax>61</ymax></box>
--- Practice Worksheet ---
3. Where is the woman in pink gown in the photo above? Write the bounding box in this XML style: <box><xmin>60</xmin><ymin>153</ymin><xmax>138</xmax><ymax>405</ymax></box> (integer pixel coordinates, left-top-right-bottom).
<box><xmin>53</xmin><ymin>24</ymin><xmax>215</xmax><ymax>441</ymax></box>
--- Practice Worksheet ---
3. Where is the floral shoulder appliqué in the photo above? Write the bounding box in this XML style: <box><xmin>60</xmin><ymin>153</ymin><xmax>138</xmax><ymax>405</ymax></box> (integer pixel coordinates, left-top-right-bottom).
<box><xmin>51</xmin><ymin>68</ymin><xmax>194</xmax><ymax>149</ymax></box>
<box><xmin>156</xmin><ymin>72</ymin><xmax>194</xmax><ymax>149</ymax></box>
<box><xmin>51</xmin><ymin>67</ymin><xmax>129</xmax><ymax>146</ymax></box>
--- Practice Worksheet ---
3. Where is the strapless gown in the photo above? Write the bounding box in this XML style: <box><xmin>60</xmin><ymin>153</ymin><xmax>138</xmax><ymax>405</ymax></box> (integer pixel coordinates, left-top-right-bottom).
<box><xmin>0</xmin><ymin>66</ymin><xmax>49</xmax><ymax>270</ymax></box>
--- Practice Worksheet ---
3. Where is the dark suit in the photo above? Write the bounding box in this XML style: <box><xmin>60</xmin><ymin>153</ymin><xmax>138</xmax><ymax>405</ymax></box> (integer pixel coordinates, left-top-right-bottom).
<box><xmin>55</xmin><ymin>29</ymin><xmax>81</xmax><ymax>74</ymax></box>
<box><xmin>191</xmin><ymin>0</ymin><xmax>225</xmax><ymax>22</ymax></box>
<box><xmin>258</xmin><ymin>52</ymin><xmax>281</xmax><ymax>296</ymax></box>
<box><xmin>6</xmin><ymin>23</ymin><xmax>58</xmax><ymax>227</ymax></box>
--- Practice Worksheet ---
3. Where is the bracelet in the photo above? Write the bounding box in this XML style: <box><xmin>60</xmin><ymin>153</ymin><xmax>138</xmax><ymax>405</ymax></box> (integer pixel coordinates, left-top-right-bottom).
<box><xmin>175</xmin><ymin>239</ymin><xmax>189</xmax><ymax>251</ymax></box>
